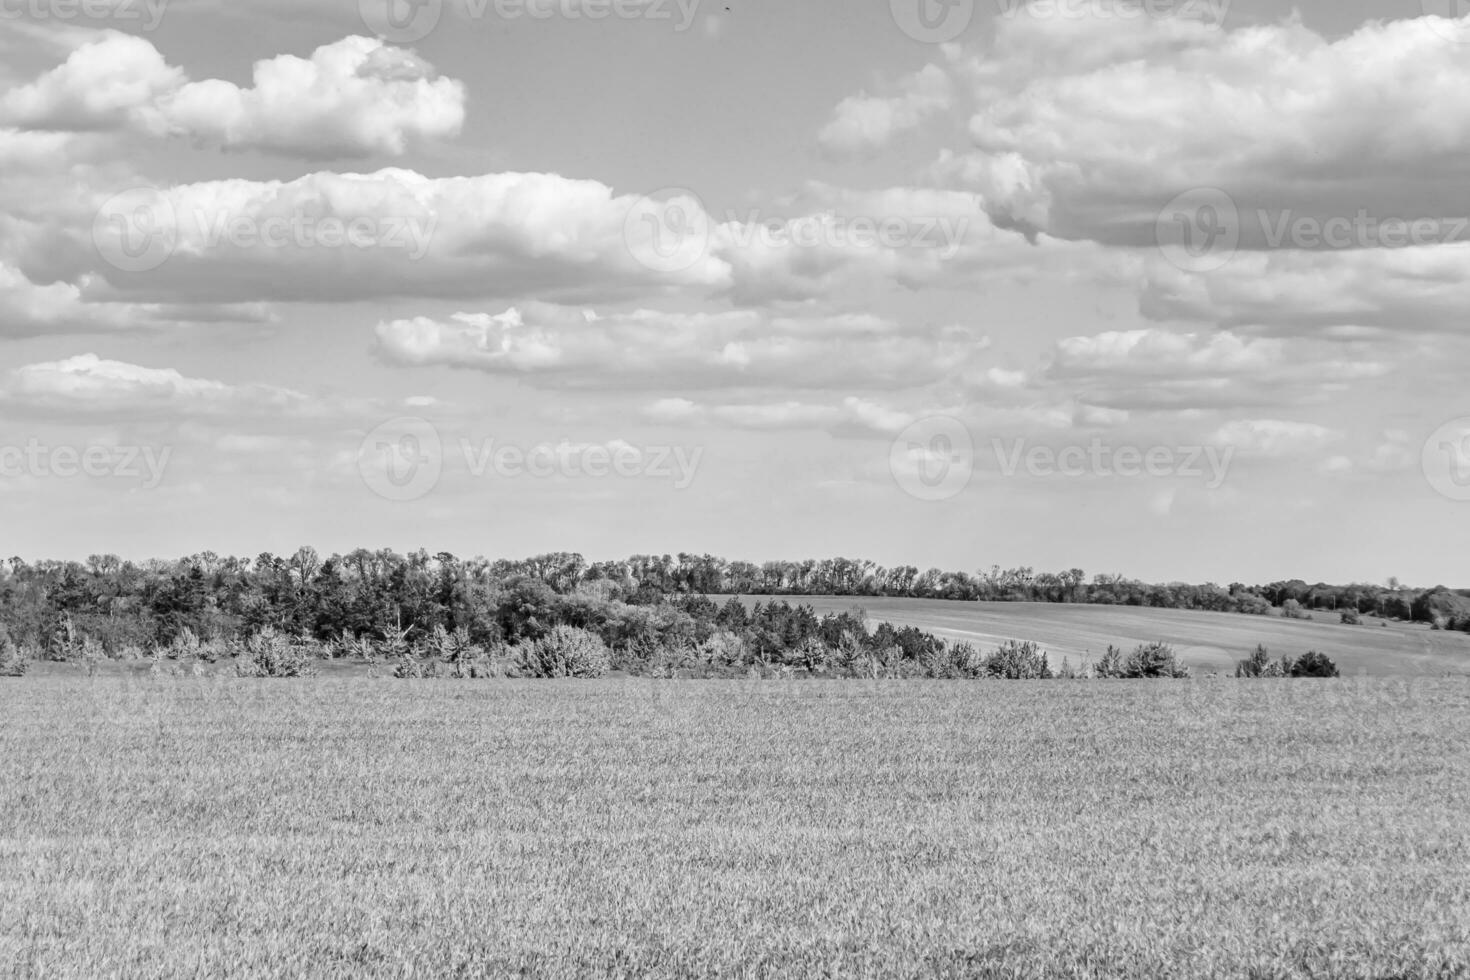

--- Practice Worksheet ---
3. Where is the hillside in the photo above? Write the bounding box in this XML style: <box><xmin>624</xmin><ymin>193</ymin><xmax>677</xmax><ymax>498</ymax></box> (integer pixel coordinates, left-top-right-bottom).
<box><xmin>737</xmin><ymin>597</ymin><xmax>1470</xmax><ymax>676</ymax></box>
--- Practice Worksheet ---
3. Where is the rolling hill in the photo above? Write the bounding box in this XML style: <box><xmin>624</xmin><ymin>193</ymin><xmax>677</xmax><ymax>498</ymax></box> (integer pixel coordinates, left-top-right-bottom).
<box><xmin>737</xmin><ymin>597</ymin><xmax>1470</xmax><ymax>676</ymax></box>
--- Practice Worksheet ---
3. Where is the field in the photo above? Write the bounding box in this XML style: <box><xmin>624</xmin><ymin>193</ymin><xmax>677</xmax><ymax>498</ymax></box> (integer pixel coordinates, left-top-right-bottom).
<box><xmin>741</xmin><ymin>597</ymin><xmax>1470</xmax><ymax>677</ymax></box>
<box><xmin>4</xmin><ymin>677</ymin><xmax>1470</xmax><ymax>978</ymax></box>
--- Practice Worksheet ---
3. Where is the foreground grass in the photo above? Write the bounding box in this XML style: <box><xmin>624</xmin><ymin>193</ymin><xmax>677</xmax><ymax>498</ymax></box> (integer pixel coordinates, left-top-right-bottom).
<box><xmin>2</xmin><ymin>678</ymin><xmax>1469</xmax><ymax>979</ymax></box>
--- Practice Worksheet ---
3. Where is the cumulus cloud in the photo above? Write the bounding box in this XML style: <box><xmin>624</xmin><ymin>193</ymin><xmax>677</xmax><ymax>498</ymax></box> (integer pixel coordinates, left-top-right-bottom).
<box><xmin>819</xmin><ymin>63</ymin><xmax>953</xmax><ymax>157</ymax></box>
<box><xmin>1139</xmin><ymin>246</ymin><xmax>1470</xmax><ymax>339</ymax></box>
<box><xmin>1211</xmin><ymin>419</ymin><xmax>1342</xmax><ymax>458</ymax></box>
<box><xmin>922</xmin><ymin>8</ymin><xmax>1470</xmax><ymax>247</ymax></box>
<box><xmin>0</xmin><ymin>260</ymin><xmax>273</xmax><ymax>338</ymax></box>
<box><xmin>374</xmin><ymin>302</ymin><xmax>992</xmax><ymax>391</ymax></box>
<box><xmin>2</xmin><ymin>34</ymin><xmax>465</xmax><ymax>158</ymax></box>
<box><xmin>1045</xmin><ymin>328</ymin><xmax>1390</xmax><ymax>412</ymax></box>
<box><xmin>0</xmin><ymin>354</ymin><xmax>311</xmax><ymax>419</ymax></box>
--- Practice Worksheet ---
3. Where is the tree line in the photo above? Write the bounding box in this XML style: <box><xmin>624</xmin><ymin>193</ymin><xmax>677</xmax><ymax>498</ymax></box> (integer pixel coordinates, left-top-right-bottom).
<box><xmin>0</xmin><ymin>548</ymin><xmax>1463</xmax><ymax>665</ymax></box>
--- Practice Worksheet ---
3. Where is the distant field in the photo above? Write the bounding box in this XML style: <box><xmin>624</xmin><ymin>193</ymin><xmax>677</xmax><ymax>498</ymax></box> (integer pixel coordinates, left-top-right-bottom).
<box><xmin>3</xmin><ymin>678</ymin><xmax>1469</xmax><ymax>978</ymax></box>
<box><xmin>737</xmin><ymin>597</ymin><xmax>1470</xmax><ymax>676</ymax></box>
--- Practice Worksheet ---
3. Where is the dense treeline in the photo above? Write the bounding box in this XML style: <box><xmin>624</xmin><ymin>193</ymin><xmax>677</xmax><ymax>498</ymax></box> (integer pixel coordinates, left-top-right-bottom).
<box><xmin>0</xmin><ymin>548</ymin><xmax>1460</xmax><ymax>668</ymax></box>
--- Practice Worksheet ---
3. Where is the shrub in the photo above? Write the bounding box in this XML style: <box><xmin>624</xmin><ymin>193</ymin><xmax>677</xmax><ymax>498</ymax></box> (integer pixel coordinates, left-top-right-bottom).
<box><xmin>1122</xmin><ymin>642</ymin><xmax>1189</xmax><ymax>679</ymax></box>
<box><xmin>983</xmin><ymin>640</ymin><xmax>1052</xmax><ymax>680</ymax></box>
<box><xmin>1290</xmin><ymin>650</ymin><xmax>1340</xmax><ymax>678</ymax></box>
<box><xmin>233</xmin><ymin>628</ymin><xmax>320</xmax><ymax>678</ymax></box>
<box><xmin>698</xmin><ymin>630</ymin><xmax>752</xmax><ymax>668</ymax></box>
<box><xmin>1236</xmin><ymin>644</ymin><xmax>1284</xmax><ymax>678</ymax></box>
<box><xmin>0</xmin><ymin>635</ymin><xmax>27</xmax><ymax>677</ymax></box>
<box><xmin>1340</xmin><ymin>608</ymin><xmax>1362</xmax><ymax>626</ymax></box>
<box><xmin>1093</xmin><ymin>645</ymin><xmax>1126</xmax><ymax>678</ymax></box>
<box><xmin>1281</xmin><ymin>599</ymin><xmax>1307</xmax><ymax>620</ymax></box>
<box><xmin>921</xmin><ymin>641</ymin><xmax>987</xmax><ymax>679</ymax></box>
<box><xmin>516</xmin><ymin>625</ymin><xmax>611</xmax><ymax>678</ymax></box>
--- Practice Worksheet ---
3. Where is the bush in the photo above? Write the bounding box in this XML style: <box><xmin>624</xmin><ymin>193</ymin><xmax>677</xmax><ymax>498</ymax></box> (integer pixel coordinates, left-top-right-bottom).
<box><xmin>1236</xmin><ymin>644</ymin><xmax>1285</xmax><ymax>678</ymax></box>
<box><xmin>516</xmin><ymin>625</ymin><xmax>611</xmax><ymax>678</ymax></box>
<box><xmin>233</xmin><ymin>628</ymin><xmax>320</xmax><ymax>678</ymax></box>
<box><xmin>1122</xmin><ymin>642</ymin><xmax>1190</xmax><ymax>679</ymax></box>
<box><xmin>1290</xmin><ymin>650</ymin><xmax>1340</xmax><ymax>678</ymax></box>
<box><xmin>922</xmin><ymin>641</ymin><xmax>987</xmax><ymax>679</ymax></box>
<box><xmin>1340</xmin><ymin>608</ymin><xmax>1362</xmax><ymax>626</ymax></box>
<box><xmin>0</xmin><ymin>635</ymin><xmax>27</xmax><ymax>677</ymax></box>
<box><xmin>983</xmin><ymin>640</ymin><xmax>1052</xmax><ymax>679</ymax></box>
<box><xmin>1092</xmin><ymin>645</ymin><xmax>1126</xmax><ymax>678</ymax></box>
<box><xmin>1281</xmin><ymin>599</ymin><xmax>1307</xmax><ymax>620</ymax></box>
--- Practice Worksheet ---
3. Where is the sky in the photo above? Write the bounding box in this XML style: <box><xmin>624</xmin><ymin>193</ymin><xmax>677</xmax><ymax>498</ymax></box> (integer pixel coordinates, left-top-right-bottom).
<box><xmin>0</xmin><ymin>0</ymin><xmax>1468</xmax><ymax>585</ymax></box>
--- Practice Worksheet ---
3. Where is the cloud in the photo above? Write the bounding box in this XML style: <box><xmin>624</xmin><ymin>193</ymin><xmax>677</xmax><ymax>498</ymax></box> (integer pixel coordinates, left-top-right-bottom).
<box><xmin>0</xmin><ymin>353</ymin><xmax>311</xmax><ymax>419</ymax></box>
<box><xmin>1139</xmin><ymin>246</ymin><xmax>1470</xmax><ymax>339</ymax></box>
<box><xmin>819</xmin><ymin>63</ymin><xmax>953</xmax><ymax>157</ymax></box>
<box><xmin>2</xmin><ymin>34</ymin><xmax>465</xmax><ymax>158</ymax></box>
<box><xmin>1210</xmin><ymin>419</ymin><xmax>1341</xmax><ymax>458</ymax></box>
<box><xmin>924</xmin><ymin>9</ymin><xmax>1470</xmax><ymax>247</ymax></box>
<box><xmin>375</xmin><ymin>302</ymin><xmax>992</xmax><ymax>391</ymax></box>
<box><xmin>1045</xmin><ymin>328</ymin><xmax>1391</xmax><ymax>412</ymax></box>
<box><xmin>0</xmin><ymin>260</ymin><xmax>273</xmax><ymax>338</ymax></box>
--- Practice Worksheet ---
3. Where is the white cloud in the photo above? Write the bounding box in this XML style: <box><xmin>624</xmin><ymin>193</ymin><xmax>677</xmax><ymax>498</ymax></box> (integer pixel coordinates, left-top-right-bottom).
<box><xmin>926</xmin><ymin>11</ymin><xmax>1470</xmax><ymax>246</ymax></box>
<box><xmin>0</xmin><ymin>354</ymin><xmax>310</xmax><ymax>419</ymax></box>
<box><xmin>375</xmin><ymin>302</ymin><xmax>992</xmax><ymax>391</ymax></box>
<box><xmin>1211</xmin><ymin>419</ymin><xmax>1341</xmax><ymax>458</ymax></box>
<box><xmin>819</xmin><ymin>63</ymin><xmax>953</xmax><ymax>157</ymax></box>
<box><xmin>2</xmin><ymin>34</ymin><xmax>465</xmax><ymax>158</ymax></box>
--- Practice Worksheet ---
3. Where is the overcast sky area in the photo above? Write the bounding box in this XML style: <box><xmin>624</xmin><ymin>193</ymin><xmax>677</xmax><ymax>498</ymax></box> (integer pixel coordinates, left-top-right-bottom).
<box><xmin>1</xmin><ymin>0</ymin><xmax>1468</xmax><ymax>584</ymax></box>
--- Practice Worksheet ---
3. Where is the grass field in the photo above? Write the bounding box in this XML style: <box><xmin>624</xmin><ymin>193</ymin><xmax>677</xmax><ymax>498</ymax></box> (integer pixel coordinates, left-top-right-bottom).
<box><xmin>3</xmin><ymin>677</ymin><xmax>1470</xmax><ymax>978</ymax></box>
<box><xmin>740</xmin><ymin>597</ymin><xmax>1470</xmax><ymax>677</ymax></box>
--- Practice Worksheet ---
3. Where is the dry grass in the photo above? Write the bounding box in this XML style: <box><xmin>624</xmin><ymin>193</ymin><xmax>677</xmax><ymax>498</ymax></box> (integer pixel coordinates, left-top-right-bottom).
<box><xmin>3</xmin><ymin>676</ymin><xmax>1470</xmax><ymax>978</ymax></box>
